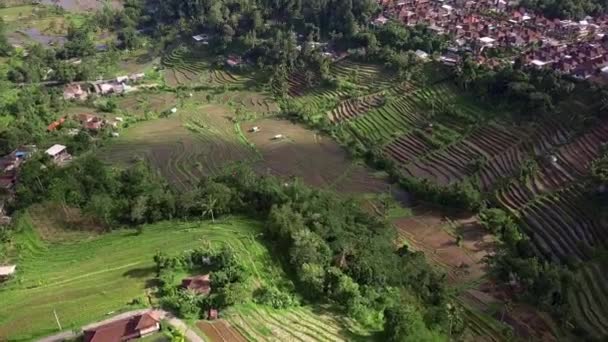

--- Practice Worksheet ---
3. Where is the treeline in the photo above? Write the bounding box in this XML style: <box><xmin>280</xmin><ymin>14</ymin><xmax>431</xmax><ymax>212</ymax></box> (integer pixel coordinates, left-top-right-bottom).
<box><xmin>0</xmin><ymin>86</ymin><xmax>65</xmax><ymax>155</ymax></box>
<box><xmin>520</xmin><ymin>0</ymin><xmax>607</xmax><ymax>19</ymax></box>
<box><xmin>479</xmin><ymin>209</ymin><xmax>578</xmax><ymax>330</ymax></box>
<box><xmin>148</xmin><ymin>0</ymin><xmax>378</xmax><ymax>40</ymax></box>
<box><xmin>454</xmin><ymin>55</ymin><xmax>578</xmax><ymax>119</ymax></box>
<box><xmin>154</xmin><ymin>246</ymin><xmax>249</xmax><ymax>319</ymax></box>
<box><xmin>14</xmin><ymin>156</ymin><xmax>175</xmax><ymax>226</ymax></box>
<box><xmin>190</xmin><ymin>164</ymin><xmax>462</xmax><ymax>340</ymax></box>
<box><xmin>10</xmin><ymin>155</ymin><xmax>461</xmax><ymax>341</ymax></box>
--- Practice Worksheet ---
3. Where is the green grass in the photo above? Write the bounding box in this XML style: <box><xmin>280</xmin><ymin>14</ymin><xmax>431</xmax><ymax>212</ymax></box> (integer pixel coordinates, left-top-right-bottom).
<box><xmin>0</xmin><ymin>214</ymin><xmax>279</xmax><ymax>341</ymax></box>
<box><xmin>100</xmin><ymin>102</ymin><xmax>257</xmax><ymax>189</ymax></box>
<box><xmin>0</xmin><ymin>5</ymin><xmax>36</xmax><ymax>22</ymax></box>
<box><xmin>138</xmin><ymin>332</ymin><xmax>169</xmax><ymax>342</ymax></box>
<box><xmin>225</xmin><ymin>303</ymin><xmax>379</xmax><ymax>342</ymax></box>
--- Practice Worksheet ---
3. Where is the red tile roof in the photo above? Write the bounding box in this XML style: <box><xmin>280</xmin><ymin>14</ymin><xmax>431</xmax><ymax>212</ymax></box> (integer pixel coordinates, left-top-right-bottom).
<box><xmin>83</xmin><ymin>313</ymin><xmax>160</xmax><ymax>342</ymax></box>
<box><xmin>182</xmin><ymin>274</ymin><xmax>211</xmax><ymax>295</ymax></box>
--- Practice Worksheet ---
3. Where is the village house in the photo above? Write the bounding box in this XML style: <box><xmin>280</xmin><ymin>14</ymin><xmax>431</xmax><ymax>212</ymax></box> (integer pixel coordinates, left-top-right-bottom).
<box><xmin>379</xmin><ymin>0</ymin><xmax>608</xmax><ymax>79</ymax></box>
<box><xmin>373</xmin><ymin>15</ymin><xmax>389</xmax><ymax>26</ymax></box>
<box><xmin>225</xmin><ymin>55</ymin><xmax>243</xmax><ymax>68</ymax></box>
<box><xmin>45</xmin><ymin>144</ymin><xmax>71</xmax><ymax>164</ymax></box>
<box><xmin>0</xmin><ymin>146</ymin><xmax>34</xmax><ymax>195</ymax></box>
<box><xmin>63</xmin><ymin>84</ymin><xmax>88</xmax><ymax>101</ymax></box>
<box><xmin>83</xmin><ymin>312</ymin><xmax>161</xmax><ymax>342</ymax></box>
<box><xmin>75</xmin><ymin>113</ymin><xmax>105</xmax><ymax>132</ymax></box>
<box><xmin>181</xmin><ymin>274</ymin><xmax>211</xmax><ymax>295</ymax></box>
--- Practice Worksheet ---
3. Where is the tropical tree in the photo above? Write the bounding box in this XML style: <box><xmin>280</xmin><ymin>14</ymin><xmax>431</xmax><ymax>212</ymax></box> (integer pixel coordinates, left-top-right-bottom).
<box><xmin>164</xmin><ymin>327</ymin><xmax>186</xmax><ymax>342</ymax></box>
<box><xmin>201</xmin><ymin>196</ymin><xmax>218</xmax><ymax>222</ymax></box>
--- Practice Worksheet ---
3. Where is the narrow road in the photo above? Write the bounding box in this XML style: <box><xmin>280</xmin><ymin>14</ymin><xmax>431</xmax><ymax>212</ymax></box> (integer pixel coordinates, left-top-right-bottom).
<box><xmin>37</xmin><ymin>309</ymin><xmax>205</xmax><ymax>342</ymax></box>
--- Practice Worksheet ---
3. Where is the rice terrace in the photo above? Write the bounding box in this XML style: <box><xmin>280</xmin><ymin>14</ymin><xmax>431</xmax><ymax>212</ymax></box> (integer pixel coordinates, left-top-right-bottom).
<box><xmin>1</xmin><ymin>0</ymin><xmax>608</xmax><ymax>342</ymax></box>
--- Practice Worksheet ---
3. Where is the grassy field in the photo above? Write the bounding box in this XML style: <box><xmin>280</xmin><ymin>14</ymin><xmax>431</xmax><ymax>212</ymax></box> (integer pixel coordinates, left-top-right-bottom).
<box><xmin>0</xmin><ymin>214</ymin><xmax>274</xmax><ymax>341</ymax></box>
<box><xmin>100</xmin><ymin>101</ymin><xmax>258</xmax><ymax>189</ymax></box>
<box><xmin>0</xmin><ymin>211</ymin><xmax>378</xmax><ymax>342</ymax></box>
<box><xmin>225</xmin><ymin>303</ymin><xmax>376</xmax><ymax>342</ymax></box>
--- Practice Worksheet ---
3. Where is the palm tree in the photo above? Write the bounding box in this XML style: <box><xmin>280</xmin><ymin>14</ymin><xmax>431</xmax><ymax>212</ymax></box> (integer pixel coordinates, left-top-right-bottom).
<box><xmin>201</xmin><ymin>196</ymin><xmax>218</xmax><ymax>222</ymax></box>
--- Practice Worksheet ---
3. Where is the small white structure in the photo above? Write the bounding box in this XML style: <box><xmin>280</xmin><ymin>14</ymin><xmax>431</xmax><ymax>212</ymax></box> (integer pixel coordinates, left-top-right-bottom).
<box><xmin>373</xmin><ymin>15</ymin><xmax>389</xmax><ymax>26</ymax></box>
<box><xmin>0</xmin><ymin>265</ymin><xmax>16</xmax><ymax>280</ymax></box>
<box><xmin>115</xmin><ymin>117</ymin><xmax>124</xmax><ymax>122</ymax></box>
<box><xmin>170</xmin><ymin>107</ymin><xmax>178</xmax><ymax>113</ymax></box>
<box><xmin>479</xmin><ymin>36</ymin><xmax>496</xmax><ymax>46</ymax></box>
<box><xmin>415</xmin><ymin>50</ymin><xmax>429</xmax><ymax>60</ymax></box>
<box><xmin>193</xmin><ymin>34</ymin><xmax>210</xmax><ymax>44</ymax></box>
<box><xmin>112</xmin><ymin>132</ymin><xmax>120</xmax><ymax>137</ymax></box>
<box><xmin>601</xmin><ymin>65</ymin><xmax>608</xmax><ymax>78</ymax></box>
<box><xmin>45</xmin><ymin>144</ymin><xmax>67</xmax><ymax>158</ymax></box>
<box><xmin>530</xmin><ymin>59</ymin><xmax>552</xmax><ymax>68</ymax></box>
<box><xmin>116</xmin><ymin>75</ymin><xmax>129</xmax><ymax>83</ymax></box>
<box><xmin>45</xmin><ymin>144</ymin><xmax>71</xmax><ymax>164</ymax></box>
<box><xmin>549</xmin><ymin>155</ymin><xmax>558</xmax><ymax>164</ymax></box>
<box><xmin>272</xmin><ymin>134</ymin><xmax>284</xmax><ymax>140</ymax></box>
<box><xmin>251</xmin><ymin>126</ymin><xmax>260</xmax><ymax>133</ymax></box>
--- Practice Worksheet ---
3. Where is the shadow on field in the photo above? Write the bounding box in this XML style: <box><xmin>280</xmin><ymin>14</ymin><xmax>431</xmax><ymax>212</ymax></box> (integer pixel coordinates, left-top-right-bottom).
<box><xmin>309</xmin><ymin>306</ymin><xmax>383</xmax><ymax>341</ymax></box>
<box><xmin>123</xmin><ymin>266</ymin><xmax>156</xmax><ymax>279</ymax></box>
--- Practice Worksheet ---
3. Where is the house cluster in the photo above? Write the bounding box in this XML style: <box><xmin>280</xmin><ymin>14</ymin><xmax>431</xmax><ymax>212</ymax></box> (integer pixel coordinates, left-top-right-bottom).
<box><xmin>377</xmin><ymin>0</ymin><xmax>608</xmax><ymax>80</ymax></box>
<box><xmin>48</xmin><ymin>113</ymin><xmax>122</xmax><ymax>134</ymax></box>
<box><xmin>0</xmin><ymin>146</ymin><xmax>35</xmax><ymax>194</ymax></box>
<box><xmin>63</xmin><ymin>73</ymin><xmax>145</xmax><ymax>101</ymax></box>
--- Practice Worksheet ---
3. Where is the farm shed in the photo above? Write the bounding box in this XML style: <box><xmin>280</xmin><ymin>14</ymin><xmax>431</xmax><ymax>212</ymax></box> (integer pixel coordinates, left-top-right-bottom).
<box><xmin>0</xmin><ymin>265</ymin><xmax>16</xmax><ymax>280</ymax></box>
<box><xmin>83</xmin><ymin>312</ymin><xmax>161</xmax><ymax>342</ymax></box>
<box><xmin>45</xmin><ymin>144</ymin><xmax>71</xmax><ymax>165</ymax></box>
<box><xmin>193</xmin><ymin>34</ymin><xmax>210</xmax><ymax>44</ymax></box>
<box><xmin>181</xmin><ymin>274</ymin><xmax>211</xmax><ymax>295</ymax></box>
<box><xmin>415</xmin><ymin>50</ymin><xmax>429</xmax><ymax>60</ymax></box>
<box><xmin>45</xmin><ymin>144</ymin><xmax>67</xmax><ymax>158</ymax></box>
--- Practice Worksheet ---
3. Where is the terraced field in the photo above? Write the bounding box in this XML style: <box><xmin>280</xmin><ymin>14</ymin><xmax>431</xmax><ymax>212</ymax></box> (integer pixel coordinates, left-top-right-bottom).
<box><xmin>225</xmin><ymin>304</ymin><xmax>375</xmax><ymax>342</ymax></box>
<box><xmin>569</xmin><ymin>262</ymin><xmax>608</xmax><ymax>340</ymax></box>
<box><xmin>101</xmin><ymin>103</ymin><xmax>257</xmax><ymax>190</ymax></box>
<box><xmin>162</xmin><ymin>46</ymin><xmax>249</xmax><ymax>88</ymax></box>
<box><xmin>0</xmin><ymin>215</ymin><xmax>276</xmax><ymax>341</ymax></box>
<box><xmin>286</xmin><ymin>58</ymin><xmax>608</xmax><ymax>340</ymax></box>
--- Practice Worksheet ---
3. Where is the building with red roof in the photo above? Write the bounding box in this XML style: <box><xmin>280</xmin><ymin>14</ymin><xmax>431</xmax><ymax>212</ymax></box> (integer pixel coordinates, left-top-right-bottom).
<box><xmin>83</xmin><ymin>312</ymin><xmax>160</xmax><ymax>342</ymax></box>
<box><xmin>181</xmin><ymin>274</ymin><xmax>211</xmax><ymax>295</ymax></box>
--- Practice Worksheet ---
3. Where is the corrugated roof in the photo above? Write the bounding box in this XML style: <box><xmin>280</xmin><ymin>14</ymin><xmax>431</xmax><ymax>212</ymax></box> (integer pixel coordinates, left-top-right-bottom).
<box><xmin>45</xmin><ymin>144</ymin><xmax>67</xmax><ymax>157</ymax></box>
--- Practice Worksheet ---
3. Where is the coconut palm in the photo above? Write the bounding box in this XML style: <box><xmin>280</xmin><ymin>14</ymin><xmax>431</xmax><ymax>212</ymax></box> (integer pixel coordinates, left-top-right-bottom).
<box><xmin>201</xmin><ymin>196</ymin><xmax>218</xmax><ymax>222</ymax></box>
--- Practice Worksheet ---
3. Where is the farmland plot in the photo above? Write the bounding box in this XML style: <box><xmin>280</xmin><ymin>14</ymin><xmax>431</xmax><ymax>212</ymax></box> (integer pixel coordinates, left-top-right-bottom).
<box><xmin>162</xmin><ymin>46</ymin><xmax>249</xmax><ymax>88</ymax></box>
<box><xmin>225</xmin><ymin>304</ymin><xmax>375</xmax><ymax>342</ymax></box>
<box><xmin>0</xmin><ymin>216</ymin><xmax>275</xmax><ymax>341</ymax></box>
<box><xmin>101</xmin><ymin>104</ymin><xmax>257</xmax><ymax>189</ymax></box>
<box><xmin>241</xmin><ymin>118</ymin><xmax>393</xmax><ymax>194</ymax></box>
